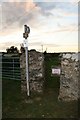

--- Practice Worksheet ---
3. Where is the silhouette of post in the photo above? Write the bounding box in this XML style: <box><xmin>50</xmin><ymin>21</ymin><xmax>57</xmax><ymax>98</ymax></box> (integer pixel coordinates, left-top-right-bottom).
<box><xmin>23</xmin><ymin>25</ymin><xmax>30</xmax><ymax>96</ymax></box>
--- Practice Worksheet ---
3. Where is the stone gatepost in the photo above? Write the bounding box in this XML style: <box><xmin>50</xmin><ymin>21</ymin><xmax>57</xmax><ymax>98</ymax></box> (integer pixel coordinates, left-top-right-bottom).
<box><xmin>20</xmin><ymin>50</ymin><xmax>44</xmax><ymax>93</ymax></box>
<box><xmin>58</xmin><ymin>53</ymin><xmax>79</xmax><ymax>101</ymax></box>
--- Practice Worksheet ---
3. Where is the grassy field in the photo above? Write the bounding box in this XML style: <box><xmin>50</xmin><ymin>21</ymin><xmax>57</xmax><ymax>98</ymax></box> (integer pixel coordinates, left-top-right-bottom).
<box><xmin>2</xmin><ymin>53</ymin><xmax>78</xmax><ymax>118</ymax></box>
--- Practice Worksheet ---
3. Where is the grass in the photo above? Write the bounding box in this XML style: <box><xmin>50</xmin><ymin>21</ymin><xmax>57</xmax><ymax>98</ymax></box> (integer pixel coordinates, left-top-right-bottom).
<box><xmin>2</xmin><ymin>79</ymin><xmax>78</xmax><ymax>118</ymax></box>
<box><xmin>2</xmin><ymin>53</ymin><xmax>79</xmax><ymax>118</ymax></box>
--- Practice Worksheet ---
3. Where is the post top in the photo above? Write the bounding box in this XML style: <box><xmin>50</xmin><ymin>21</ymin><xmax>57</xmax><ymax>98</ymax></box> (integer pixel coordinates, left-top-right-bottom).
<box><xmin>23</xmin><ymin>25</ymin><xmax>30</xmax><ymax>39</ymax></box>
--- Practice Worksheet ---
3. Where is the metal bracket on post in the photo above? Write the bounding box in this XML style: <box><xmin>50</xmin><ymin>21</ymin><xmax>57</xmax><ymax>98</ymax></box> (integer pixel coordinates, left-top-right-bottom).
<box><xmin>23</xmin><ymin>25</ymin><xmax>30</xmax><ymax>96</ymax></box>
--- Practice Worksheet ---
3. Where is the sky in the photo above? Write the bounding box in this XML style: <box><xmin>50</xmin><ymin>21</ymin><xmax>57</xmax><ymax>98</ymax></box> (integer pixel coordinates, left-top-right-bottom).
<box><xmin>0</xmin><ymin>0</ymin><xmax>79</xmax><ymax>53</ymax></box>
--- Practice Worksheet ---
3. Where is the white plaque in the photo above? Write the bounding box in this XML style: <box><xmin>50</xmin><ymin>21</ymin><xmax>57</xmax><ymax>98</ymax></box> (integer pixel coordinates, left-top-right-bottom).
<box><xmin>23</xmin><ymin>40</ymin><xmax>28</xmax><ymax>47</ymax></box>
<box><xmin>52</xmin><ymin>68</ymin><xmax>60</xmax><ymax>75</ymax></box>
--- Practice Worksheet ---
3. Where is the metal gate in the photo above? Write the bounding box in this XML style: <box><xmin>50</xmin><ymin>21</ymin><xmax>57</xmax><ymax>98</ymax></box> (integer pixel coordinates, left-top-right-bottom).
<box><xmin>2</xmin><ymin>54</ymin><xmax>21</xmax><ymax>81</ymax></box>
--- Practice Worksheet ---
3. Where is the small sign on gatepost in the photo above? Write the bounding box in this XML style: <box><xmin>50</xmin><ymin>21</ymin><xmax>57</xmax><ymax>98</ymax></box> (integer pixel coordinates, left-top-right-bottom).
<box><xmin>51</xmin><ymin>66</ymin><xmax>61</xmax><ymax>76</ymax></box>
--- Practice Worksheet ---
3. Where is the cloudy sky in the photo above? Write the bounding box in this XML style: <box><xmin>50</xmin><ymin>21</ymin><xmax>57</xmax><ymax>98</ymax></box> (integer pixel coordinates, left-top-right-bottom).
<box><xmin>0</xmin><ymin>0</ymin><xmax>79</xmax><ymax>52</ymax></box>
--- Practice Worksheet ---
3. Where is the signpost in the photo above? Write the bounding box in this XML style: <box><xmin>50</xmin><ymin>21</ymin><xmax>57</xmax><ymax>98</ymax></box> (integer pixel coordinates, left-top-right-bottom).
<box><xmin>23</xmin><ymin>25</ymin><xmax>30</xmax><ymax>96</ymax></box>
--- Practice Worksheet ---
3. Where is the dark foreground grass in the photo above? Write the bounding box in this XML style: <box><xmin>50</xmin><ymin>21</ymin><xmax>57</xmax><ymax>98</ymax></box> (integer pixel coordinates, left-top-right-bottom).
<box><xmin>2</xmin><ymin>79</ymin><xmax>78</xmax><ymax>118</ymax></box>
<box><xmin>2</xmin><ymin>53</ymin><xmax>79</xmax><ymax>118</ymax></box>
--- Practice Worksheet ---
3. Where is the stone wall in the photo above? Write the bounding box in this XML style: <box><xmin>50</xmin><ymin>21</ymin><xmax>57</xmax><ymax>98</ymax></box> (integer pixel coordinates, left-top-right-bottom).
<box><xmin>58</xmin><ymin>53</ymin><xmax>79</xmax><ymax>101</ymax></box>
<box><xmin>20</xmin><ymin>50</ymin><xmax>44</xmax><ymax>93</ymax></box>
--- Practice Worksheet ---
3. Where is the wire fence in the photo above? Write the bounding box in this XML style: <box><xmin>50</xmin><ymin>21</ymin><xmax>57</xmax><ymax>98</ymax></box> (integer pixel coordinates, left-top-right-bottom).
<box><xmin>0</xmin><ymin>53</ymin><xmax>2</xmax><ymax>80</ymax></box>
<box><xmin>2</xmin><ymin>55</ymin><xmax>21</xmax><ymax>81</ymax></box>
<box><xmin>0</xmin><ymin>53</ymin><xmax>2</xmax><ymax>120</ymax></box>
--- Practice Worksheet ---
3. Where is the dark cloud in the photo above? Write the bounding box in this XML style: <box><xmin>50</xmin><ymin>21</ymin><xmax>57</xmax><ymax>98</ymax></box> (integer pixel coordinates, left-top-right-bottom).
<box><xmin>18</xmin><ymin>8</ymin><xmax>38</xmax><ymax>27</ymax></box>
<box><xmin>2</xmin><ymin>2</ymin><xmax>26</xmax><ymax>27</ymax></box>
<box><xmin>35</xmin><ymin>2</ymin><xmax>56</xmax><ymax>10</ymax></box>
<box><xmin>35</xmin><ymin>2</ymin><xmax>56</xmax><ymax>16</ymax></box>
<box><xmin>2</xmin><ymin>2</ymin><xmax>40</xmax><ymax>30</ymax></box>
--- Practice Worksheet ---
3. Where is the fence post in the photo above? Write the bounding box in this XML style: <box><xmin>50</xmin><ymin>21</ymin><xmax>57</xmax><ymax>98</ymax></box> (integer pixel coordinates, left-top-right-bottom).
<box><xmin>13</xmin><ymin>58</ymin><xmax>14</xmax><ymax>80</ymax></box>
